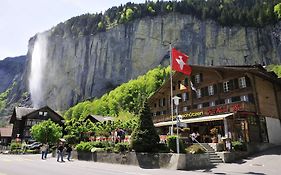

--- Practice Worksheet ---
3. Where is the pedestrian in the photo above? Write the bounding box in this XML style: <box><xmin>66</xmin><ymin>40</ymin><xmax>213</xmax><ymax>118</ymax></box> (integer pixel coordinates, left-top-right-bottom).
<box><xmin>44</xmin><ymin>143</ymin><xmax>49</xmax><ymax>159</ymax></box>
<box><xmin>190</xmin><ymin>132</ymin><xmax>197</xmax><ymax>143</ymax></box>
<box><xmin>117</xmin><ymin>128</ymin><xmax>125</xmax><ymax>142</ymax></box>
<box><xmin>57</xmin><ymin>142</ymin><xmax>65</xmax><ymax>162</ymax></box>
<box><xmin>41</xmin><ymin>144</ymin><xmax>47</xmax><ymax>160</ymax></box>
<box><xmin>66</xmin><ymin>144</ymin><xmax>72</xmax><ymax>161</ymax></box>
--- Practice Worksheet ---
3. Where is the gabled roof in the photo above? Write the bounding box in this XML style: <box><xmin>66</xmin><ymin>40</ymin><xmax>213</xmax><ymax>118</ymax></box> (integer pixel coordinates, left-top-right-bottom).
<box><xmin>10</xmin><ymin>106</ymin><xmax>64</xmax><ymax>124</ymax></box>
<box><xmin>0</xmin><ymin>125</ymin><xmax>13</xmax><ymax>137</ymax></box>
<box><xmin>15</xmin><ymin>107</ymin><xmax>36</xmax><ymax>120</ymax></box>
<box><xmin>85</xmin><ymin>115</ymin><xmax>114</xmax><ymax>123</ymax></box>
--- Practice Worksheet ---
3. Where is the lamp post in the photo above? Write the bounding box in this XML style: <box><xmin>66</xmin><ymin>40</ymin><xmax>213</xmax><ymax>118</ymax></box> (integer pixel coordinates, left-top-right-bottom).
<box><xmin>173</xmin><ymin>96</ymin><xmax>181</xmax><ymax>154</ymax></box>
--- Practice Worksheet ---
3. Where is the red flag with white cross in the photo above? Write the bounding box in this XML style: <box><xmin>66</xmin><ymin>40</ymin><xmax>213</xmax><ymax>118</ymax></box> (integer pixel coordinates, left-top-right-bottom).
<box><xmin>171</xmin><ymin>48</ymin><xmax>192</xmax><ymax>76</ymax></box>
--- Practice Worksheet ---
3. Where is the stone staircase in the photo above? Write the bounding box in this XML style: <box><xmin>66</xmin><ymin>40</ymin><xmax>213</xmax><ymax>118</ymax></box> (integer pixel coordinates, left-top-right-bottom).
<box><xmin>198</xmin><ymin>143</ymin><xmax>224</xmax><ymax>164</ymax></box>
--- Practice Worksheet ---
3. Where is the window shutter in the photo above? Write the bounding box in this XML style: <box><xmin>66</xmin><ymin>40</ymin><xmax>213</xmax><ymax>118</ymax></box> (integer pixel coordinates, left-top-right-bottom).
<box><xmin>234</xmin><ymin>79</ymin><xmax>239</xmax><ymax>89</ymax></box>
<box><xmin>218</xmin><ymin>83</ymin><xmax>223</xmax><ymax>93</ymax></box>
<box><xmin>229</xmin><ymin>80</ymin><xmax>234</xmax><ymax>90</ymax></box>
<box><xmin>246</xmin><ymin>76</ymin><xmax>251</xmax><ymax>87</ymax></box>
<box><xmin>200</xmin><ymin>73</ymin><xmax>203</xmax><ymax>82</ymax></box>
<box><xmin>214</xmin><ymin>84</ymin><xmax>218</xmax><ymax>94</ymax></box>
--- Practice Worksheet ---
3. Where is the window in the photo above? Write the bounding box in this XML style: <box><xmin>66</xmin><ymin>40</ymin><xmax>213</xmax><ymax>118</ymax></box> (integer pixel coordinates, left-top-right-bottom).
<box><xmin>197</xmin><ymin>104</ymin><xmax>203</xmax><ymax>109</ymax></box>
<box><xmin>197</xmin><ymin>89</ymin><xmax>202</xmax><ymax>98</ymax></box>
<box><xmin>195</xmin><ymin>74</ymin><xmax>201</xmax><ymax>83</ymax></box>
<box><xmin>203</xmin><ymin>102</ymin><xmax>209</xmax><ymax>107</ymax></box>
<box><xmin>225</xmin><ymin>98</ymin><xmax>232</xmax><ymax>104</ymax></box>
<box><xmin>183</xmin><ymin>106</ymin><xmax>188</xmax><ymax>112</ymax></box>
<box><xmin>154</xmin><ymin>103</ymin><xmax>157</xmax><ymax>107</ymax></box>
<box><xmin>223</xmin><ymin>81</ymin><xmax>230</xmax><ymax>92</ymax></box>
<box><xmin>232</xmin><ymin>96</ymin><xmax>241</xmax><ymax>102</ymax></box>
<box><xmin>240</xmin><ymin>95</ymin><xmax>249</xmax><ymax>102</ymax></box>
<box><xmin>210</xmin><ymin>101</ymin><xmax>215</xmax><ymax>107</ymax></box>
<box><xmin>208</xmin><ymin>85</ymin><xmax>214</xmax><ymax>96</ymax></box>
<box><xmin>153</xmin><ymin>112</ymin><xmax>156</xmax><ymax>116</ymax></box>
<box><xmin>163</xmin><ymin>98</ymin><xmax>166</xmax><ymax>106</ymax></box>
<box><xmin>239</xmin><ymin>77</ymin><xmax>247</xmax><ymax>88</ymax></box>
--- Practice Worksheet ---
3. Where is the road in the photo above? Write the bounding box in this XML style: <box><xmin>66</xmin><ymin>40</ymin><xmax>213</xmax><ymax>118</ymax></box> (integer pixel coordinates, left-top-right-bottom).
<box><xmin>0</xmin><ymin>146</ymin><xmax>280</xmax><ymax>175</ymax></box>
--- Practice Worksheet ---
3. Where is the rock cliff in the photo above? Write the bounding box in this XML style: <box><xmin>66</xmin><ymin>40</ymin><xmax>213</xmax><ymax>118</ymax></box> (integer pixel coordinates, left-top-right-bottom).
<box><xmin>0</xmin><ymin>56</ymin><xmax>26</xmax><ymax>93</ymax></box>
<box><xmin>10</xmin><ymin>14</ymin><xmax>281</xmax><ymax>111</ymax></box>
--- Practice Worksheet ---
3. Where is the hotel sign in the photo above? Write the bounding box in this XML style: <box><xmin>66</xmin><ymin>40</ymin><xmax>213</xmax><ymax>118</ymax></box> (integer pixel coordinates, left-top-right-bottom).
<box><xmin>182</xmin><ymin>111</ymin><xmax>203</xmax><ymax>119</ymax></box>
<box><xmin>207</xmin><ymin>104</ymin><xmax>241</xmax><ymax>115</ymax></box>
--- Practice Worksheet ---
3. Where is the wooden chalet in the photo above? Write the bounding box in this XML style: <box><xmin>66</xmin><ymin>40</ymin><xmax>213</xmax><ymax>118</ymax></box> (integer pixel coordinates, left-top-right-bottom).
<box><xmin>0</xmin><ymin>125</ymin><xmax>13</xmax><ymax>146</ymax></box>
<box><xmin>9</xmin><ymin>106</ymin><xmax>64</xmax><ymax>141</ymax></box>
<box><xmin>148</xmin><ymin>65</ymin><xmax>281</xmax><ymax>145</ymax></box>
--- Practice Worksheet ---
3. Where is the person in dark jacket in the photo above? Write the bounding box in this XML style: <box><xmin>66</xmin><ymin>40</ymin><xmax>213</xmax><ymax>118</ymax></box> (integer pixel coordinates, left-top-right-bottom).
<box><xmin>57</xmin><ymin>142</ymin><xmax>65</xmax><ymax>162</ymax></box>
<box><xmin>66</xmin><ymin>144</ymin><xmax>72</xmax><ymax>161</ymax></box>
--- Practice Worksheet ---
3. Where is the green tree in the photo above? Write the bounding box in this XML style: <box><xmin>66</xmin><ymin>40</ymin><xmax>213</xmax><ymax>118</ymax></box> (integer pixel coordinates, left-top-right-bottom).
<box><xmin>30</xmin><ymin>119</ymin><xmax>63</xmax><ymax>144</ymax></box>
<box><xmin>130</xmin><ymin>101</ymin><xmax>160</xmax><ymax>152</ymax></box>
<box><xmin>274</xmin><ymin>3</ymin><xmax>281</xmax><ymax>19</ymax></box>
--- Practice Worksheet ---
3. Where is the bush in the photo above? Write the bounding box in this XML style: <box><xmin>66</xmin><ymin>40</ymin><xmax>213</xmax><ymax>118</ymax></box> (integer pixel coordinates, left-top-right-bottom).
<box><xmin>75</xmin><ymin>142</ymin><xmax>93</xmax><ymax>152</ymax></box>
<box><xmin>186</xmin><ymin>144</ymin><xmax>205</xmax><ymax>154</ymax></box>
<box><xmin>114</xmin><ymin>142</ymin><xmax>131</xmax><ymax>153</ymax></box>
<box><xmin>10</xmin><ymin>141</ymin><xmax>21</xmax><ymax>151</ymax></box>
<box><xmin>130</xmin><ymin>101</ymin><xmax>160</xmax><ymax>153</ymax></box>
<box><xmin>232</xmin><ymin>141</ymin><xmax>247</xmax><ymax>151</ymax></box>
<box><xmin>156</xmin><ymin>143</ymin><xmax>170</xmax><ymax>153</ymax></box>
<box><xmin>167</xmin><ymin>136</ymin><xmax>186</xmax><ymax>153</ymax></box>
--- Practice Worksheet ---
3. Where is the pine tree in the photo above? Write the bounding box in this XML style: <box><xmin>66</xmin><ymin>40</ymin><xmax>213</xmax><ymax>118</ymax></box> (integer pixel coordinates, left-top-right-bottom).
<box><xmin>130</xmin><ymin>101</ymin><xmax>160</xmax><ymax>152</ymax></box>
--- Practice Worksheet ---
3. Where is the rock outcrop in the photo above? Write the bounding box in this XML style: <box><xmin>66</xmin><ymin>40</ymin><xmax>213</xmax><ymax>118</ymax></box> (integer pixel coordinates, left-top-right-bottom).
<box><xmin>7</xmin><ymin>14</ymin><xmax>281</xmax><ymax>111</ymax></box>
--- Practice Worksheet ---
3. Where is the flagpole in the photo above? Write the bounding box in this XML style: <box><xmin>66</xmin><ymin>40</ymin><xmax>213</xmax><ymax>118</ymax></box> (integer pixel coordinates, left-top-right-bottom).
<box><xmin>169</xmin><ymin>43</ymin><xmax>174</xmax><ymax>135</ymax></box>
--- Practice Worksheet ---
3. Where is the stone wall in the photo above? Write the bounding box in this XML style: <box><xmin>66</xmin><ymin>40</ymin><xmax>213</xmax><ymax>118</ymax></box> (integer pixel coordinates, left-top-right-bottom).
<box><xmin>77</xmin><ymin>151</ymin><xmax>211</xmax><ymax>170</ymax></box>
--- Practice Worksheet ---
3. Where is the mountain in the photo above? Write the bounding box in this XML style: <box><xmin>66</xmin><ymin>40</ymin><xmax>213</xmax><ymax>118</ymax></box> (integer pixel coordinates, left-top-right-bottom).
<box><xmin>0</xmin><ymin>56</ymin><xmax>26</xmax><ymax>93</ymax></box>
<box><xmin>1</xmin><ymin>1</ymin><xmax>281</xmax><ymax>116</ymax></box>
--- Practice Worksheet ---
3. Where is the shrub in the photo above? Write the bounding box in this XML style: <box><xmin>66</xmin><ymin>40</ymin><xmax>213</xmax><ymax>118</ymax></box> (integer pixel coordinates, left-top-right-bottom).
<box><xmin>130</xmin><ymin>101</ymin><xmax>160</xmax><ymax>153</ymax></box>
<box><xmin>186</xmin><ymin>144</ymin><xmax>205</xmax><ymax>154</ymax></box>
<box><xmin>75</xmin><ymin>142</ymin><xmax>93</xmax><ymax>152</ymax></box>
<box><xmin>114</xmin><ymin>142</ymin><xmax>131</xmax><ymax>153</ymax></box>
<box><xmin>167</xmin><ymin>136</ymin><xmax>186</xmax><ymax>153</ymax></box>
<box><xmin>232</xmin><ymin>141</ymin><xmax>247</xmax><ymax>151</ymax></box>
<box><xmin>10</xmin><ymin>141</ymin><xmax>21</xmax><ymax>151</ymax></box>
<box><xmin>156</xmin><ymin>143</ymin><xmax>170</xmax><ymax>153</ymax></box>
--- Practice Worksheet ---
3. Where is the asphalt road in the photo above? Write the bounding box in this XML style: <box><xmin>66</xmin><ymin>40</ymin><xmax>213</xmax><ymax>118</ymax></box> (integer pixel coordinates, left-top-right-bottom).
<box><xmin>0</xmin><ymin>146</ymin><xmax>280</xmax><ymax>175</ymax></box>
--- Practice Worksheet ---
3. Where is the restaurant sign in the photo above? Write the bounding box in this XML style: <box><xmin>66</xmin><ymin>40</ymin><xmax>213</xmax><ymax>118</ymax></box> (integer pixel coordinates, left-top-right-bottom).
<box><xmin>207</xmin><ymin>104</ymin><xmax>241</xmax><ymax>115</ymax></box>
<box><xmin>182</xmin><ymin>111</ymin><xmax>204</xmax><ymax>119</ymax></box>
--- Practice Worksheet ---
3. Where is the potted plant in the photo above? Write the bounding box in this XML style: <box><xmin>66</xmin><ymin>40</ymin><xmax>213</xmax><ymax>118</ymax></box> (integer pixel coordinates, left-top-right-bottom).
<box><xmin>210</xmin><ymin>128</ymin><xmax>218</xmax><ymax>143</ymax></box>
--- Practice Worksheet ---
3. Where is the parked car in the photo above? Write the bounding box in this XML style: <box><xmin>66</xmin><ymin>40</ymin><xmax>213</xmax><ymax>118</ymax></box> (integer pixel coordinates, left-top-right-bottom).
<box><xmin>26</xmin><ymin>142</ymin><xmax>42</xmax><ymax>150</ymax></box>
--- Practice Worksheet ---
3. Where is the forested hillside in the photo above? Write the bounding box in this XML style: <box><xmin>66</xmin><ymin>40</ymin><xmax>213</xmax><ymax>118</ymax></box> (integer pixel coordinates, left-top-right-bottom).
<box><xmin>53</xmin><ymin>0</ymin><xmax>281</xmax><ymax>38</ymax></box>
<box><xmin>63</xmin><ymin>66</ymin><xmax>169</xmax><ymax>120</ymax></box>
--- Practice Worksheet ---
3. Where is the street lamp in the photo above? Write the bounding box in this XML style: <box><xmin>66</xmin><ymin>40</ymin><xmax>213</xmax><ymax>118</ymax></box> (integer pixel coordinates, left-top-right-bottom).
<box><xmin>173</xmin><ymin>96</ymin><xmax>181</xmax><ymax>154</ymax></box>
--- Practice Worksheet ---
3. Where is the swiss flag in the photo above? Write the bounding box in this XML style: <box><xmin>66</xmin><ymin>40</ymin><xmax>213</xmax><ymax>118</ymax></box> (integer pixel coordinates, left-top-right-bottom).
<box><xmin>172</xmin><ymin>48</ymin><xmax>192</xmax><ymax>75</ymax></box>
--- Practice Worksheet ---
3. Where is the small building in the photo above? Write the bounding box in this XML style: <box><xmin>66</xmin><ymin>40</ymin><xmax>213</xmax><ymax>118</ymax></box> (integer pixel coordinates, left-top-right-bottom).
<box><xmin>0</xmin><ymin>125</ymin><xmax>13</xmax><ymax>146</ymax></box>
<box><xmin>148</xmin><ymin>65</ymin><xmax>281</xmax><ymax>145</ymax></box>
<box><xmin>9</xmin><ymin>106</ymin><xmax>64</xmax><ymax>141</ymax></box>
<box><xmin>84</xmin><ymin>115</ymin><xmax>114</xmax><ymax>123</ymax></box>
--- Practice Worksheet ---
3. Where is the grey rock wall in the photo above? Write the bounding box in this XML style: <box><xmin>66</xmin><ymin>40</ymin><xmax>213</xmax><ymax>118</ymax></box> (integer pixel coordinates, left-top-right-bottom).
<box><xmin>19</xmin><ymin>14</ymin><xmax>281</xmax><ymax>110</ymax></box>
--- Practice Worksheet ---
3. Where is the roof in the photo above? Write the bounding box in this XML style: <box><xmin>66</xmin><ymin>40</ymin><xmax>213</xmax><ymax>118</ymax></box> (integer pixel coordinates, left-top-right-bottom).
<box><xmin>85</xmin><ymin>115</ymin><xmax>114</xmax><ymax>122</ymax></box>
<box><xmin>0</xmin><ymin>125</ymin><xmax>13</xmax><ymax>137</ymax></box>
<box><xmin>15</xmin><ymin>107</ymin><xmax>36</xmax><ymax>120</ymax></box>
<box><xmin>10</xmin><ymin>106</ymin><xmax>64</xmax><ymax>124</ymax></box>
<box><xmin>154</xmin><ymin>113</ymin><xmax>233</xmax><ymax>127</ymax></box>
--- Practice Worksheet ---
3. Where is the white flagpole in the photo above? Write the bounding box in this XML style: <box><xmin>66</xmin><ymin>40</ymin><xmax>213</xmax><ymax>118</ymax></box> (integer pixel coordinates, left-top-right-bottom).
<box><xmin>169</xmin><ymin>43</ymin><xmax>174</xmax><ymax>135</ymax></box>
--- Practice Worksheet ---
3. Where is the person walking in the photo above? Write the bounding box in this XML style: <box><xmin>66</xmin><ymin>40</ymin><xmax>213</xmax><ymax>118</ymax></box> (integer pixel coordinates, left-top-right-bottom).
<box><xmin>44</xmin><ymin>143</ymin><xmax>49</xmax><ymax>159</ymax></box>
<box><xmin>66</xmin><ymin>144</ymin><xmax>72</xmax><ymax>161</ymax></box>
<box><xmin>57</xmin><ymin>142</ymin><xmax>65</xmax><ymax>162</ymax></box>
<box><xmin>41</xmin><ymin>144</ymin><xmax>47</xmax><ymax>160</ymax></box>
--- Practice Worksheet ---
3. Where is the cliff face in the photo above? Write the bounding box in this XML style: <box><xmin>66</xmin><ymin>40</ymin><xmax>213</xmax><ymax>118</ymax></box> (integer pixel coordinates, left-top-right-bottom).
<box><xmin>0</xmin><ymin>56</ymin><xmax>26</xmax><ymax>93</ymax></box>
<box><xmin>20</xmin><ymin>14</ymin><xmax>281</xmax><ymax>111</ymax></box>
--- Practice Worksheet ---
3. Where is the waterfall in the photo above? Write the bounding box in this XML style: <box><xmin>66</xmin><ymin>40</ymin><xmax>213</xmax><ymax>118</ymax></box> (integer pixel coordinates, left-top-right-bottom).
<box><xmin>29</xmin><ymin>34</ymin><xmax>48</xmax><ymax>108</ymax></box>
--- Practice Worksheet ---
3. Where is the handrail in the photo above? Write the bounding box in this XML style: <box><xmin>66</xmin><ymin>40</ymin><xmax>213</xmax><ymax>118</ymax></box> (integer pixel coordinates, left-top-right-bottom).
<box><xmin>193</xmin><ymin>138</ymin><xmax>209</xmax><ymax>152</ymax></box>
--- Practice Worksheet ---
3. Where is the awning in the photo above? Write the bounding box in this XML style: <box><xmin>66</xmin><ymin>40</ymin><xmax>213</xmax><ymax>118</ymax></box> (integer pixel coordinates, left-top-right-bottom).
<box><xmin>154</xmin><ymin>113</ymin><xmax>233</xmax><ymax>127</ymax></box>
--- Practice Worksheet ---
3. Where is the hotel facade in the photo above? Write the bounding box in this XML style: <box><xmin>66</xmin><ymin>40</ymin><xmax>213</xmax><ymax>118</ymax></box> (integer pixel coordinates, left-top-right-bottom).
<box><xmin>148</xmin><ymin>65</ymin><xmax>281</xmax><ymax>145</ymax></box>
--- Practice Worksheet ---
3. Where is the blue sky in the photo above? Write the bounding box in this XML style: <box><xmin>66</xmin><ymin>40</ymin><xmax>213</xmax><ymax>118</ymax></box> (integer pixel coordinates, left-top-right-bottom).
<box><xmin>0</xmin><ymin>0</ymin><xmax>145</xmax><ymax>60</ymax></box>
